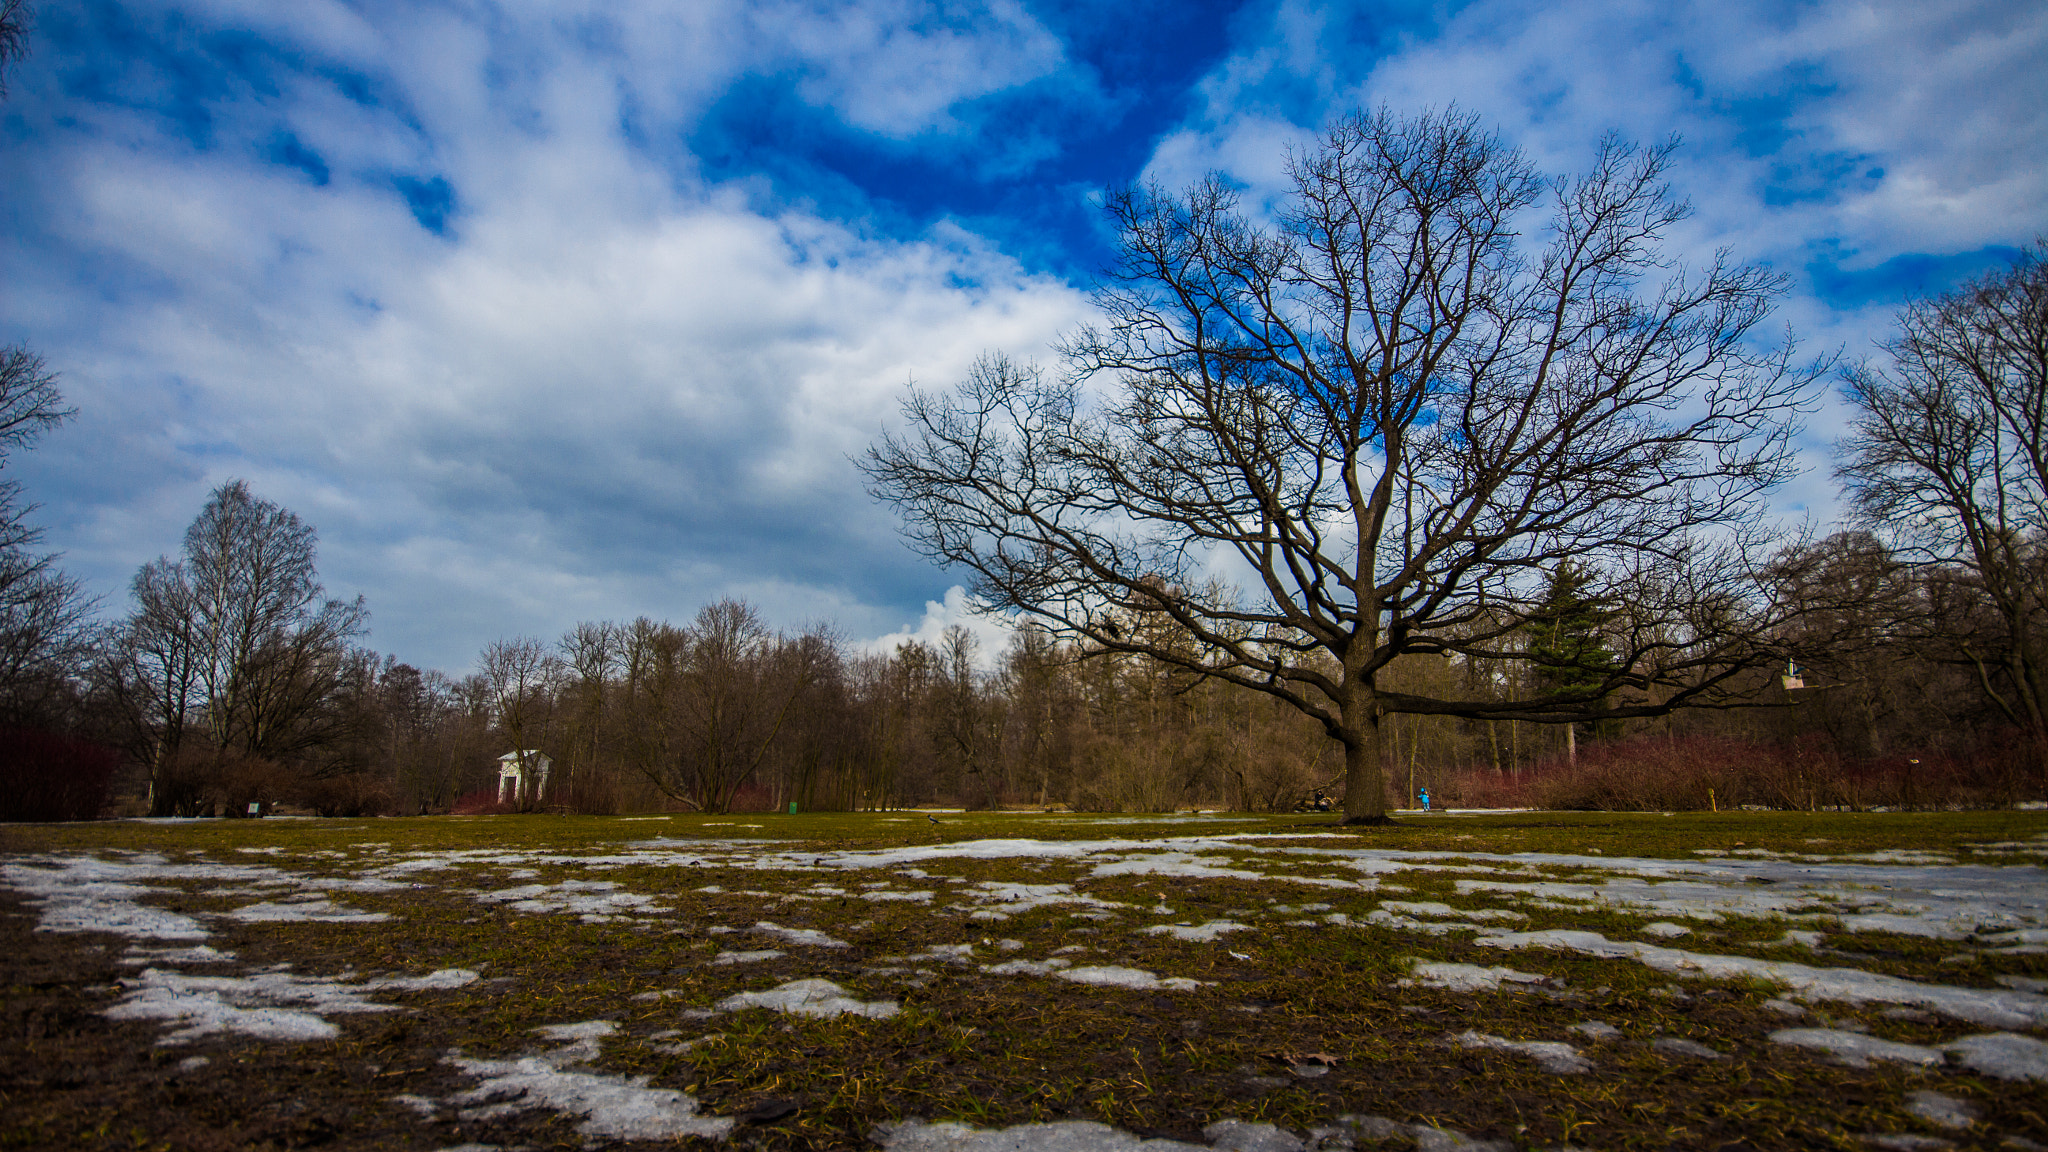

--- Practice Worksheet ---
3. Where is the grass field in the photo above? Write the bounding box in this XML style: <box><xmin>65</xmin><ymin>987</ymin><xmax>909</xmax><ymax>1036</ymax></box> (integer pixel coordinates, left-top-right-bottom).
<box><xmin>3</xmin><ymin>809</ymin><xmax>2046</xmax><ymax>1151</ymax></box>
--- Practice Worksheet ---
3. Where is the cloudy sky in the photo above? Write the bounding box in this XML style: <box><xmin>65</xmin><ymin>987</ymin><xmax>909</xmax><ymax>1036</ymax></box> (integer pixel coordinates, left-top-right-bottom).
<box><xmin>1</xmin><ymin>0</ymin><xmax>2041</xmax><ymax>675</ymax></box>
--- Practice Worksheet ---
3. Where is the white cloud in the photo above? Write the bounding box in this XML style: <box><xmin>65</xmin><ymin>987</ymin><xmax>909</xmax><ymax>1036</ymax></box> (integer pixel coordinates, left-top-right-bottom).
<box><xmin>763</xmin><ymin>0</ymin><xmax>1072</xmax><ymax>138</ymax></box>
<box><xmin>861</xmin><ymin>585</ymin><xmax>1016</xmax><ymax>669</ymax></box>
<box><xmin>3</xmin><ymin>0</ymin><xmax>1092</xmax><ymax>672</ymax></box>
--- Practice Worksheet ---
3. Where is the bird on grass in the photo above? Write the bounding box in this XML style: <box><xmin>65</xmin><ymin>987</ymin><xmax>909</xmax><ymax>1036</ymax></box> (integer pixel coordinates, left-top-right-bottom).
<box><xmin>927</xmin><ymin>815</ymin><xmax>941</xmax><ymax>825</ymax></box>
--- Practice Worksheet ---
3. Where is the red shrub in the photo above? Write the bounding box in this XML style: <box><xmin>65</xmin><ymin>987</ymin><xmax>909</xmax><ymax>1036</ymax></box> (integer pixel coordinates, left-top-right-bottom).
<box><xmin>0</xmin><ymin>729</ymin><xmax>121</xmax><ymax>822</ymax></box>
<box><xmin>450</xmin><ymin>788</ymin><xmax>513</xmax><ymax>815</ymax></box>
<box><xmin>1439</xmin><ymin>729</ymin><xmax>2037</xmax><ymax>811</ymax></box>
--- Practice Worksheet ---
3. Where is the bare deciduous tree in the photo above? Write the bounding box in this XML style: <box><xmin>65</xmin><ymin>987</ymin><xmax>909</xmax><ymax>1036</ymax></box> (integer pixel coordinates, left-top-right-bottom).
<box><xmin>632</xmin><ymin>599</ymin><xmax>825</xmax><ymax>814</ymax></box>
<box><xmin>0</xmin><ymin>345</ymin><xmax>91</xmax><ymax>723</ymax></box>
<box><xmin>110</xmin><ymin>480</ymin><xmax>366</xmax><ymax>813</ymax></box>
<box><xmin>865</xmin><ymin>108</ymin><xmax>1817</xmax><ymax>822</ymax></box>
<box><xmin>1838</xmin><ymin>244</ymin><xmax>2048</xmax><ymax>779</ymax></box>
<box><xmin>0</xmin><ymin>0</ymin><xmax>31</xmax><ymax>98</ymax></box>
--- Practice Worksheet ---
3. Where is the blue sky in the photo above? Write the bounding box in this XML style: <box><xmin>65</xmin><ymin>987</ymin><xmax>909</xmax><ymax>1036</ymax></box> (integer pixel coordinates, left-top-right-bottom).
<box><xmin>1</xmin><ymin>0</ymin><xmax>2042</xmax><ymax>674</ymax></box>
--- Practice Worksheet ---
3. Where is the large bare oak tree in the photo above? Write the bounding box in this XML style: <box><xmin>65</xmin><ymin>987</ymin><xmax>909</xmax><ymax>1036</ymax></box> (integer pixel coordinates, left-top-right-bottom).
<box><xmin>865</xmin><ymin>109</ymin><xmax>1818</xmax><ymax>822</ymax></box>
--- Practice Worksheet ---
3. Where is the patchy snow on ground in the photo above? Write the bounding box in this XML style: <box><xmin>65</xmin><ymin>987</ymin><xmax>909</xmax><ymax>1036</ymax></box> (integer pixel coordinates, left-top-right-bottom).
<box><xmin>952</xmin><ymin>880</ymin><xmax>1129</xmax><ymax>920</ymax></box>
<box><xmin>104</xmin><ymin>967</ymin><xmax>475</xmax><ymax>1044</ymax></box>
<box><xmin>10</xmin><ymin>825</ymin><xmax>2048</xmax><ymax>1150</ymax></box>
<box><xmin>1090</xmin><ymin>853</ymin><xmax>1266</xmax><ymax>882</ymax></box>
<box><xmin>1769</xmin><ymin>1027</ymin><xmax>1951</xmax><ymax>1070</ymax></box>
<box><xmin>225</xmin><ymin>897</ymin><xmax>390</xmax><ymax>923</ymax></box>
<box><xmin>716</xmin><ymin>978</ymin><xmax>899</xmax><ymax>1019</ymax></box>
<box><xmin>1058</xmin><ymin>965</ymin><xmax>1208</xmax><ymax>992</ymax></box>
<box><xmin>1399</xmin><ymin>961</ymin><xmax>1556</xmax><ymax>993</ymax></box>
<box><xmin>1</xmin><ymin>855</ymin><xmax>260</xmax><ymax>940</ymax></box>
<box><xmin>475</xmin><ymin>879</ymin><xmax>669</xmax><ymax>921</ymax></box>
<box><xmin>1473</xmin><ymin>929</ymin><xmax>2048</xmax><ymax>1028</ymax></box>
<box><xmin>1140</xmin><ymin>920</ymin><xmax>1251</xmax><ymax>942</ymax></box>
<box><xmin>1378</xmin><ymin>901</ymin><xmax>1527</xmax><ymax>924</ymax></box>
<box><xmin>119</xmin><ymin>944</ymin><xmax>237</xmax><ymax>966</ymax></box>
<box><xmin>1452</xmin><ymin>1030</ymin><xmax>1592</xmax><ymax>1073</ymax></box>
<box><xmin>1649</xmin><ymin>1036</ymin><xmax>1724</xmax><ymax>1060</ymax></box>
<box><xmin>1941</xmin><ymin>1031</ymin><xmax>2048</xmax><ymax>1081</ymax></box>
<box><xmin>1904</xmin><ymin>1090</ymin><xmax>1978</xmax><ymax>1129</ymax></box>
<box><xmin>751</xmin><ymin>921</ymin><xmax>849</xmax><ymax>948</ymax></box>
<box><xmin>444</xmin><ymin>1022</ymin><xmax>734</xmax><ymax>1141</ymax></box>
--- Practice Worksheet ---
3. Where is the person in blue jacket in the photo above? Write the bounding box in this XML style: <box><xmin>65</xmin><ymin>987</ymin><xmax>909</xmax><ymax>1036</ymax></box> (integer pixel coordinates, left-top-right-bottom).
<box><xmin>1418</xmin><ymin>786</ymin><xmax>1432</xmax><ymax>812</ymax></box>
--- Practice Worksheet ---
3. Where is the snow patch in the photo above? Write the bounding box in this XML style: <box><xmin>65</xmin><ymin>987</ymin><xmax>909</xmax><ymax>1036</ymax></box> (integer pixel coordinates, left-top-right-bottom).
<box><xmin>1941</xmin><ymin>1031</ymin><xmax>2048</xmax><ymax>1082</ymax></box>
<box><xmin>717</xmin><ymin>978</ymin><xmax>898</xmax><ymax>1019</ymax></box>
<box><xmin>1379</xmin><ymin>901</ymin><xmax>1526</xmax><ymax>923</ymax></box>
<box><xmin>1904</xmin><ymin>1091</ymin><xmax>1978</xmax><ymax>1129</ymax></box>
<box><xmin>1767</xmin><ymin>1028</ymin><xmax>1943</xmax><ymax>1068</ymax></box>
<box><xmin>447</xmin><ymin>1051</ymin><xmax>732</xmax><ymax>1140</ymax></box>
<box><xmin>1140</xmin><ymin>920</ymin><xmax>1251</xmax><ymax>942</ymax></box>
<box><xmin>1091</xmin><ymin>853</ymin><xmax>1265</xmax><ymax>881</ymax></box>
<box><xmin>226</xmin><ymin>898</ymin><xmax>390</xmax><ymax>923</ymax></box>
<box><xmin>109</xmin><ymin>968</ymin><xmax>388</xmax><ymax>1043</ymax></box>
<box><xmin>1400</xmin><ymin>961</ymin><xmax>1554</xmax><ymax>993</ymax></box>
<box><xmin>954</xmin><ymin>881</ymin><xmax>1128</xmax><ymax>920</ymax></box>
<box><xmin>1452</xmin><ymin>1031</ymin><xmax>1591</xmax><ymax>1073</ymax></box>
<box><xmin>1474</xmin><ymin>929</ymin><xmax>2048</xmax><ymax>1028</ymax></box>
<box><xmin>1057</xmin><ymin>965</ymin><xmax>1207</xmax><ymax>992</ymax></box>
<box><xmin>751</xmin><ymin>921</ymin><xmax>849</xmax><ymax>948</ymax></box>
<box><xmin>476</xmin><ymin>879</ymin><xmax>667</xmax><ymax>921</ymax></box>
<box><xmin>119</xmin><ymin>945</ymin><xmax>236</xmax><ymax>966</ymax></box>
<box><xmin>366</xmin><ymin>969</ymin><xmax>481</xmax><ymax>992</ymax></box>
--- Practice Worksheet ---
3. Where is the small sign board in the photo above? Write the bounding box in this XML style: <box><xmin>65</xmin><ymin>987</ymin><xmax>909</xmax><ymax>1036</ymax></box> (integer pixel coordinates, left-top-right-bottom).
<box><xmin>247</xmin><ymin>802</ymin><xmax>262</xmax><ymax>817</ymax></box>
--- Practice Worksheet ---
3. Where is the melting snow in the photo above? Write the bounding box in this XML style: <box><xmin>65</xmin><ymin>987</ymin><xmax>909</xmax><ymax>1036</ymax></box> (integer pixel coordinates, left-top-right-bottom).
<box><xmin>982</xmin><ymin>957</ymin><xmax>1205</xmax><ymax>991</ymax></box>
<box><xmin>1058</xmin><ymin>965</ymin><xmax>1207</xmax><ymax>992</ymax></box>
<box><xmin>1474</xmin><ymin>929</ymin><xmax>2048</xmax><ymax>1028</ymax></box>
<box><xmin>1141</xmin><ymin>920</ymin><xmax>1251</xmax><ymax>942</ymax></box>
<box><xmin>1941</xmin><ymin>1032</ymin><xmax>2048</xmax><ymax>1081</ymax></box>
<box><xmin>751</xmin><ymin>921</ymin><xmax>849</xmax><ymax>948</ymax></box>
<box><xmin>1091</xmin><ymin>853</ymin><xmax>1264</xmax><ymax>881</ymax></box>
<box><xmin>1400</xmin><ymin>961</ymin><xmax>1554</xmax><ymax>993</ymax></box>
<box><xmin>1650</xmin><ymin>1037</ymin><xmax>1723</xmax><ymax>1059</ymax></box>
<box><xmin>120</xmin><ymin>945</ymin><xmax>236</xmax><ymax>966</ymax></box>
<box><xmin>476</xmin><ymin>879</ymin><xmax>667</xmax><ymax>920</ymax></box>
<box><xmin>1379</xmin><ymin>901</ymin><xmax>1526</xmax><ymax>923</ymax></box>
<box><xmin>0</xmin><ymin>856</ymin><xmax>257</xmax><ymax>940</ymax></box>
<box><xmin>954</xmin><ymin>881</ymin><xmax>1128</xmax><ymax>920</ymax></box>
<box><xmin>717</xmin><ymin>978</ymin><xmax>898</xmax><ymax>1018</ymax></box>
<box><xmin>1769</xmin><ymin>1028</ymin><xmax>1943</xmax><ymax>1068</ymax></box>
<box><xmin>226</xmin><ymin>897</ymin><xmax>389</xmax><ymax>923</ymax></box>
<box><xmin>1452</xmin><ymin>1031</ymin><xmax>1591</xmax><ymax>1073</ymax></box>
<box><xmin>446</xmin><ymin>1030</ymin><xmax>732</xmax><ymax>1141</ymax></box>
<box><xmin>1905</xmin><ymin>1091</ymin><xmax>1978</xmax><ymax>1129</ymax></box>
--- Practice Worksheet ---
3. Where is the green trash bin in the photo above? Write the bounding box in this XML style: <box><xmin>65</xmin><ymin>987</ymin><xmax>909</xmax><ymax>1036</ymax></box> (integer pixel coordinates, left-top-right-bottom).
<box><xmin>788</xmin><ymin>801</ymin><xmax>798</xmax><ymax>815</ymax></box>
